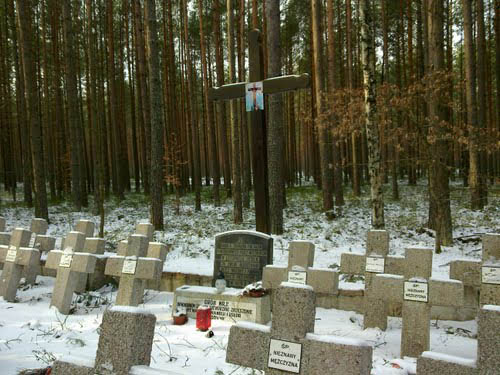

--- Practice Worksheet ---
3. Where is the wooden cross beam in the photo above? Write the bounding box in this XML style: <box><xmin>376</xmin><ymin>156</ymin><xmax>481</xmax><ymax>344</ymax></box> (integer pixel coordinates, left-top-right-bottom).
<box><xmin>208</xmin><ymin>29</ymin><xmax>310</xmax><ymax>234</ymax></box>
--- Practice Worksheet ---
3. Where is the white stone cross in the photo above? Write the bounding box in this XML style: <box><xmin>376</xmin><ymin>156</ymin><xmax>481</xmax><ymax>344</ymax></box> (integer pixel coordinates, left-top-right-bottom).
<box><xmin>372</xmin><ymin>247</ymin><xmax>464</xmax><ymax>358</ymax></box>
<box><xmin>0</xmin><ymin>228</ymin><xmax>40</xmax><ymax>302</ymax></box>
<box><xmin>417</xmin><ymin>304</ymin><xmax>500</xmax><ymax>374</ymax></box>
<box><xmin>340</xmin><ymin>230</ymin><xmax>405</xmax><ymax>330</ymax></box>
<box><xmin>46</xmin><ymin>232</ymin><xmax>104</xmax><ymax>314</ymax></box>
<box><xmin>226</xmin><ymin>282</ymin><xmax>373</xmax><ymax>374</ymax></box>
<box><xmin>105</xmin><ymin>234</ymin><xmax>163</xmax><ymax>306</ymax></box>
<box><xmin>263</xmin><ymin>241</ymin><xmax>338</xmax><ymax>307</ymax></box>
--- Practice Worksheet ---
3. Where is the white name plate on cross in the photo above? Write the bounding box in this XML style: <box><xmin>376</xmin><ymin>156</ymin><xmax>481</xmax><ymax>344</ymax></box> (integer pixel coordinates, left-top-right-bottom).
<box><xmin>122</xmin><ymin>259</ymin><xmax>138</xmax><ymax>275</ymax></box>
<box><xmin>59</xmin><ymin>253</ymin><xmax>74</xmax><ymax>268</ymax></box>
<box><xmin>268</xmin><ymin>339</ymin><xmax>302</xmax><ymax>373</ymax></box>
<box><xmin>366</xmin><ymin>256</ymin><xmax>385</xmax><ymax>273</ymax></box>
<box><xmin>404</xmin><ymin>281</ymin><xmax>429</xmax><ymax>302</ymax></box>
<box><xmin>288</xmin><ymin>271</ymin><xmax>307</xmax><ymax>285</ymax></box>
<box><xmin>6</xmin><ymin>247</ymin><xmax>17</xmax><ymax>263</ymax></box>
<box><xmin>482</xmin><ymin>266</ymin><xmax>500</xmax><ymax>285</ymax></box>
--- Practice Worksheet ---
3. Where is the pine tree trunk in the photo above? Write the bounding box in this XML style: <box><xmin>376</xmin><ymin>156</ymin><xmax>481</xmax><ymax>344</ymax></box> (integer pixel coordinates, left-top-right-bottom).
<box><xmin>16</xmin><ymin>0</ymin><xmax>48</xmax><ymax>220</ymax></box>
<box><xmin>462</xmin><ymin>0</ymin><xmax>482</xmax><ymax>209</ymax></box>
<box><xmin>311</xmin><ymin>0</ymin><xmax>334</xmax><ymax>214</ymax></box>
<box><xmin>428</xmin><ymin>0</ymin><xmax>453</xmax><ymax>247</ymax></box>
<box><xmin>265</xmin><ymin>0</ymin><xmax>284</xmax><ymax>233</ymax></box>
<box><xmin>198</xmin><ymin>0</ymin><xmax>221</xmax><ymax>206</ymax></box>
<box><xmin>360</xmin><ymin>0</ymin><xmax>384</xmax><ymax>228</ymax></box>
<box><xmin>145</xmin><ymin>0</ymin><xmax>165</xmax><ymax>230</ymax></box>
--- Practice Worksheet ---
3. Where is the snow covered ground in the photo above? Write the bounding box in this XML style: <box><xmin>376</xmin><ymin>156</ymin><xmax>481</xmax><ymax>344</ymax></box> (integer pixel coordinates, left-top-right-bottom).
<box><xmin>0</xmin><ymin>181</ymin><xmax>498</xmax><ymax>374</ymax></box>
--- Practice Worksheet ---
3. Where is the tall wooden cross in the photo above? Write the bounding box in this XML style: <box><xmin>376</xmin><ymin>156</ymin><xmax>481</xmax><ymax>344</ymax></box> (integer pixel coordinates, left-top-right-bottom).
<box><xmin>209</xmin><ymin>29</ymin><xmax>310</xmax><ymax>234</ymax></box>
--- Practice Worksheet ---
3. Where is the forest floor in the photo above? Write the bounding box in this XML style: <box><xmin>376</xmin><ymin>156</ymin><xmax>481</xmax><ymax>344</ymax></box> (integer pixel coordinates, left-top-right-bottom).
<box><xmin>0</xmin><ymin>180</ymin><xmax>498</xmax><ymax>374</ymax></box>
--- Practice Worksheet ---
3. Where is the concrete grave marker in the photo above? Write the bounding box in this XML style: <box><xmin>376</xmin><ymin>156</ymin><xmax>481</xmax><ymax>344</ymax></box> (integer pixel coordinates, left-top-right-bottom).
<box><xmin>30</xmin><ymin>218</ymin><xmax>48</xmax><ymax>235</ymax></box>
<box><xmin>340</xmin><ymin>230</ymin><xmax>405</xmax><ymax>330</ymax></box>
<box><xmin>0</xmin><ymin>228</ymin><xmax>39</xmax><ymax>301</ymax></box>
<box><xmin>372</xmin><ymin>247</ymin><xmax>464</xmax><ymax>358</ymax></box>
<box><xmin>45</xmin><ymin>231</ymin><xmax>101</xmax><ymax>314</ymax></box>
<box><xmin>52</xmin><ymin>307</ymin><xmax>182</xmax><ymax>375</ymax></box>
<box><xmin>105</xmin><ymin>234</ymin><xmax>162</xmax><ymax>306</ymax></box>
<box><xmin>417</xmin><ymin>304</ymin><xmax>500</xmax><ymax>374</ymax></box>
<box><xmin>214</xmin><ymin>230</ymin><xmax>273</xmax><ymax>288</ymax></box>
<box><xmin>226</xmin><ymin>282</ymin><xmax>373</xmax><ymax>374</ymax></box>
<box><xmin>480</xmin><ymin>233</ymin><xmax>500</xmax><ymax>305</ymax></box>
<box><xmin>263</xmin><ymin>241</ymin><xmax>339</xmax><ymax>308</ymax></box>
<box><xmin>135</xmin><ymin>223</ymin><xmax>154</xmax><ymax>241</ymax></box>
<box><xmin>0</xmin><ymin>217</ymin><xmax>5</xmax><ymax>232</ymax></box>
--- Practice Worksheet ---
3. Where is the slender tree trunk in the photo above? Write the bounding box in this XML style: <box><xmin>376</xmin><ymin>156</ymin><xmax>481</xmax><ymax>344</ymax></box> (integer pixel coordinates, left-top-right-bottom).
<box><xmin>360</xmin><ymin>0</ymin><xmax>384</xmax><ymax>228</ymax></box>
<box><xmin>428</xmin><ymin>0</ymin><xmax>453</xmax><ymax>248</ymax></box>
<box><xmin>198</xmin><ymin>0</ymin><xmax>221</xmax><ymax>206</ymax></box>
<box><xmin>16</xmin><ymin>0</ymin><xmax>48</xmax><ymax>220</ymax></box>
<box><xmin>265</xmin><ymin>0</ymin><xmax>284</xmax><ymax>233</ymax></box>
<box><xmin>145</xmin><ymin>0</ymin><xmax>165</xmax><ymax>230</ymax></box>
<box><xmin>312</xmin><ymin>0</ymin><xmax>334</xmax><ymax>214</ymax></box>
<box><xmin>462</xmin><ymin>0</ymin><xmax>482</xmax><ymax>209</ymax></box>
<box><xmin>476</xmin><ymin>0</ymin><xmax>488</xmax><ymax>206</ymax></box>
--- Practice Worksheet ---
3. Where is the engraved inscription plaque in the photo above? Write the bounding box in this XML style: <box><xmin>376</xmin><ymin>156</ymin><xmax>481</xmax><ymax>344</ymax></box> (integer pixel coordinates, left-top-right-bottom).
<box><xmin>213</xmin><ymin>231</ymin><xmax>273</xmax><ymax>288</ymax></box>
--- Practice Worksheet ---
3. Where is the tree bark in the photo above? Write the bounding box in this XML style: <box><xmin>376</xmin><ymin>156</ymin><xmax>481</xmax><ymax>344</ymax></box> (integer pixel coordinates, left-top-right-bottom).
<box><xmin>16</xmin><ymin>0</ymin><xmax>48</xmax><ymax>220</ymax></box>
<box><xmin>311</xmin><ymin>0</ymin><xmax>334</xmax><ymax>214</ymax></box>
<box><xmin>145</xmin><ymin>0</ymin><xmax>165</xmax><ymax>230</ymax></box>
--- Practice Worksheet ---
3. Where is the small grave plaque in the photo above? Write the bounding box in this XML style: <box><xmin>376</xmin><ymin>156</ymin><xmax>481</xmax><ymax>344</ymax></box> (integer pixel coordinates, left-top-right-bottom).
<box><xmin>176</xmin><ymin>296</ymin><xmax>257</xmax><ymax>322</ymax></box>
<box><xmin>288</xmin><ymin>271</ymin><xmax>307</xmax><ymax>285</ymax></box>
<box><xmin>214</xmin><ymin>231</ymin><xmax>273</xmax><ymax>288</ymax></box>
<box><xmin>122</xmin><ymin>259</ymin><xmax>138</xmax><ymax>275</ymax></box>
<box><xmin>5</xmin><ymin>247</ymin><xmax>17</xmax><ymax>263</ymax></box>
<box><xmin>482</xmin><ymin>266</ymin><xmax>500</xmax><ymax>285</ymax></box>
<box><xmin>268</xmin><ymin>339</ymin><xmax>302</xmax><ymax>373</ymax></box>
<box><xmin>403</xmin><ymin>281</ymin><xmax>429</xmax><ymax>302</ymax></box>
<box><xmin>365</xmin><ymin>256</ymin><xmax>385</xmax><ymax>273</ymax></box>
<box><xmin>59</xmin><ymin>253</ymin><xmax>74</xmax><ymax>268</ymax></box>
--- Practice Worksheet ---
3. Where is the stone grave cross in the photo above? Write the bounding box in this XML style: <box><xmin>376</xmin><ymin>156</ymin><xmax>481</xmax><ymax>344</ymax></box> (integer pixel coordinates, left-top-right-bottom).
<box><xmin>417</xmin><ymin>304</ymin><xmax>500</xmax><ymax>374</ymax></box>
<box><xmin>0</xmin><ymin>217</ymin><xmax>5</xmax><ymax>232</ymax></box>
<box><xmin>340</xmin><ymin>230</ymin><xmax>405</xmax><ymax>329</ymax></box>
<box><xmin>45</xmin><ymin>232</ymin><xmax>104</xmax><ymax>314</ymax></box>
<box><xmin>479</xmin><ymin>233</ymin><xmax>500</xmax><ymax>305</ymax></box>
<box><xmin>105</xmin><ymin>234</ymin><xmax>162</xmax><ymax>306</ymax></box>
<box><xmin>209</xmin><ymin>29</ymin><xmax>310</xmax><ymax>234</ymax></box>
<box><xmin>0</xmin><ymin>228</ymin><xmax>39</xmax><ymax>302</ymax></box>
<box><xmin>263</xmin><ymin>241</ymin><xmax>338</xmax><ymax>305</ymax></box>
<box><xmin>226</xmin><ymin>282</ymin><xmax>373</xmax><ymax>374</ymax></box>
<box><xmin>372</xmin><ymin>247</ymin><xmax>464</xmax><ymax>357</ymax></box>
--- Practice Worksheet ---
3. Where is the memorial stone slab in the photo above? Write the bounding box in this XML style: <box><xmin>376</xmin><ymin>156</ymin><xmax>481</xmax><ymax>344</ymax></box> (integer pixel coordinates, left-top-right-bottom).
<box><xmin>30</xmin><ymin>218</ymin><xmax>48</xmax><ymax>235</ymax></box>
<box><xmin>45</xmin><ymin>231</ymin><xmax>96</xmax><ymax>314</ymax></box>
<box><xmin>214</xmin><ymin>230</ymin><xmax>273</xmax><ymax>288</ymax></box>
<box><xmin>0</xmin><ymin>228</ymin><xmax>39</xmax><ymax>302</ymax></box>
<box><xmin>105</xmin><ymin>234</ymin><xmax>163</xmax><ymax>306</ymax></box>
<box><xmin>136</xmin><ymin>223</ymin><xmax>154</xmax><ymax>241</ymax></box>
<box><xmin>24</xmin><ymin>233</ymin><xmax>56</xmax><ymax>286</ymax></box>
<box><xmin>173</xmin><ymin>285</ymin><xmax>271</xmax><ymax>323</ymax></box>
<box><xmin>417</xmin><ymin>304</ymin><xmax>500</xmax><ymax>374</ymax></box>
<box><xmin>479</xmin><ymin>233</ymin><xmax>500</xmax><ymax>306</ymax></box>
<box><xmin>340</xmin><ymin>230</ymin><xmax>406</xmax><ymax>330</ymax></box>
<box><xmin>52</xmin><ymin>307</ymin><xmax>183</xmax><ymax>375</ymax></box>
<box><xmin>263</xmin><ymin>241</ymin><xmax>338</xmax><ymax>308</ymax></box>
<box><xmin>372</xmin><ymin>247</ymin><xmax>464</xmax><ymax>358</ymax></box>
<box><xmin>226</xmin><ymin>283</ymin><xmax>372</xmax><ymax>374</ymax></box>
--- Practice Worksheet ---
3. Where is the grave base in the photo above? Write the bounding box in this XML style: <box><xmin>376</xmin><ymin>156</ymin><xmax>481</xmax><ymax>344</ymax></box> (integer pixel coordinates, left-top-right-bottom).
<box><xmin>173</xmin><ymin>285</ymin><xmax>271</xmax><ymax>324</ymax></box>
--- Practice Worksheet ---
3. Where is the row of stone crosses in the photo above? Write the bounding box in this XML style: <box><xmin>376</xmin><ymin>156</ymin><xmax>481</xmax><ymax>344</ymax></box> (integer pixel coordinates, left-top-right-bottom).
<box><xmin>0</xmin><ymin>216</ymin><xmax>498</xmax><ymax>374</ymax></box>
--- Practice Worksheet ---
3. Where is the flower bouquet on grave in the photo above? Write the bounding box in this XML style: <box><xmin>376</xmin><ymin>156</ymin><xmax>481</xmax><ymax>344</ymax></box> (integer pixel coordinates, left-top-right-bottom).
<box><xmin>241</xmin><ymin>281</ymin><xmax>267</xmax><ymax>298</ymax></box>
<box><xmin>173</xmin><ymin>306</ymin><xmax>188</xmax><ymax>325</ymax></box>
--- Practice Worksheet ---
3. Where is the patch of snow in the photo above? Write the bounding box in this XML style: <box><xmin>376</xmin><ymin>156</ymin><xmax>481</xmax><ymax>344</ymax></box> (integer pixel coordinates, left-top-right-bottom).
<box><xmin>215</xmin><ymin>230</ymin><xmax>272</xmax><ymax>239</ymax></box>
<box><xmin>482</xmin><ymin>305</ymin><xmax>500</xmax><ymax>312</ymax></box>
<box><xmin>430</xmin><ymin>277</ymin><xmax>462</xmax><ymax>284</ymax></box>
<box><xmin>236</xmin><ymin>321</ymin><xmax>271</xmax><ymax>333</ymax></box>
<box><xmin>378</xmin><ymin>274</ymin><xmax>404</xmax><ymax>280</ymax></box>
<box><xmin>305</xmin><ymin>333</ymin><xmax>371</xmax><ymax>347</ymax></box>
<box><xmin>421</xmin><ymin>351</ymin><xmax>476</xmax><ymax>368</ymax></box>
<box><xmin>110</xmin><ymin>306</ymin><xmax>153</xmax><ymax>315</ymax></box>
